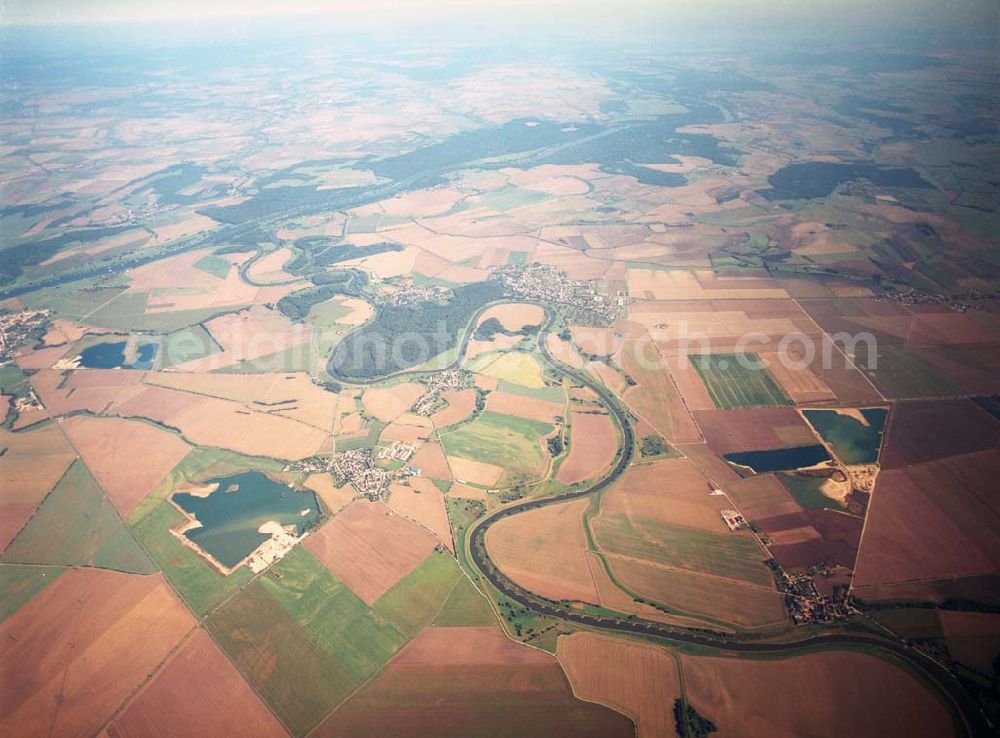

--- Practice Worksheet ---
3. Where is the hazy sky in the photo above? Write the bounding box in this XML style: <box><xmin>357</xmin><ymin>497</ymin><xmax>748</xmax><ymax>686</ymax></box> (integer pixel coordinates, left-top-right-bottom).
<box><xmin>3</xmin><ymin>0</ymin><xmax>997</xmax><ymax>28</ymax></box>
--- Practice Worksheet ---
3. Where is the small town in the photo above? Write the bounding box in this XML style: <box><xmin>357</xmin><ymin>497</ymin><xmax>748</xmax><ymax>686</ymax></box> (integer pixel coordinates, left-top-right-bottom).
<box><xmin>490</xmin><ymin>263</ymin><xmax>621</xmax><ymax>325</ymax></box>
<box><xmin>411</xmin><ymin>368</ymin><xmax>475</xmax><ymax>416</ymax></box>
<box><xmin>0</xmin><ymin>308</ymin><xmax>50</xmax><ymax>362</ymax></box>
<box><xmin>294</xmin><ymin>448</ymin><xmax>413</xmax><ymax>501</ymax></box>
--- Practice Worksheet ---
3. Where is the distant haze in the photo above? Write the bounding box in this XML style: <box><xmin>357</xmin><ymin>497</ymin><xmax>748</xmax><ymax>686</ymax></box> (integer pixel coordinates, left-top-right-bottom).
<box><xmin>3</xmin><ymin>0</ymin><xmax>998</xmax><ymax>34</ymax></box>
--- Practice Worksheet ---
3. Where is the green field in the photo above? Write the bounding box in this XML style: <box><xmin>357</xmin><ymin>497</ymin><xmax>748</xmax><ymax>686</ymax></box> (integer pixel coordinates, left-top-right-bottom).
<box><xmin>593</xmin><ymin>513</ymin><xmax>773</xmax><ymax>587</ymax></box>
<box><xmin>370</xmin><ymin>550</ymin><xmax>463</xmax><ymax>637</ymax></box>
<box><xmin>159</xmin><ymin>324</ymin><xmax>219</xmax><ymax>368</ymax></box>
<box><xmin>130</xmin><ymin>499</ymin><xmax>251</xmax><ymax>615</ymax></box>
<box><xmin>432</xmin><ymin>571</ymin><xmax>497</xmax><ymax>627</ymax></box>
<box><xmin>0</xmin><ymin>564</ymin><xmax>66</xmax><ymax>622</ymax></box>
<box><xmin>497</xmin><ymin>379</ymin><xmax>565</xmax><ymax>403</ymax></box>
<box><xmin>440</xmin><ymin>411</ymin><xmax>553</xmax><ymax>476</ymax></box>
<box><xmin>206</xmin><ymin>574</ymin><xmax>355</xmax><ymax>737</ymax></box>
<box><xmin>1</xmin><ymin>460</ymin><xmax>155</xmax><ymax>574</ymax></box>
<box><xmin>467</xmin><ymin>350</ymin><xmax>547</xmax><ymax>389</ymax></box>
<box><xmin>776</xmin><ymin>473</ymin><xmax>844</xmax><ymax>511</ymax></box>
<box><xmin>689</xmin><ymin>353</ymin><xmax>792</xmax><ymax>409</ymax></box>
<box><xmin>208</xmin><ymin>547</ymin><xmax>460</xmax><ymax>736</ymax></box>
<box><xmin>193</xmin><ymin>253</ymin><xmax>231</xmax><ymax>278</ymax></box>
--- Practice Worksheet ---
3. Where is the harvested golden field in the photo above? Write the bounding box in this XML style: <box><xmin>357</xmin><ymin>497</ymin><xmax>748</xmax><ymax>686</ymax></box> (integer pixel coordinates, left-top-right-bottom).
<box><xmin>246</xmin><ymin>247</ymin><xmax>296</xmax><ymax>283</ymax></box>
<box><xmin>476</xmin><ymin>302</ymin><xmax>544</xmax><ymax>332</ymax></box>
<box><xmin>363</xmin><ymin>383</ymin><xmax>425</xmax><ymax>423</ymax></box>
<box><xmin>558</xmin><ymin>632</ymin><xmax>679</xmax><ymax>738</ymax></box>
<box><xmin>110</xmin><ymin>383</ymin><xmax>330</xmax><ymax>460</ymax></box>
<box><xmin>59</xmin><ymin>415</ymin><xmax>191</xmax><ymax>517</ymax></box>
<box><xmin>546</xmin><ymin>333</ymin><xmax>584</xmax><ymax>369</ymax></box>
<box><xmin>757</xmin><ymin>352</ymin><xmax>836</xmax><ymax>403</ymax></box>
<box><xmin>447</xmin><ymin>455</ymin><xmax>503</xmax><ymax>487</ymax></box>
<box><xmin>586</xmin><ymin>360</ymin><xmax>629</xmax><ymax>395</ymax></box>
<box><xmin>410</xmin><ymin>442</ymin><xmax>453</xmax><ymax>480</ymax></box>
<box><xmin>174</xmin><ymin>306</ymin><xmax>309</xmax><ymax>372</ymax></box>
<box><xmin>619</xmin><ymin>340</ymin><xmax>702</xmax><ymax>444</ymax></box>
<box><xmin>304</xmin><ymin>473</ymin><xmax>356</xmax><ymax>515</ymax></box>
<box><xmin>556</xmin><ymin>412</ymin><xmax>617</xmax><ymax>484</ymax></box>
<box><xmin>107</xmin><ymin>629</ymin><xmax>287</xmax><ymax>738</ymax></box>
<box><xmin>0</xmin><ymin>424</ymin><xmax>77</xmax><ymax>551</ymax></box>
<box><xmin>303</xmin><ymin>500</ymin><xmax>439</xmax><ymax>604</ymax></box>
<box><xmin>627</xmin><ymin>267</ymin><xmax>786</xmax><ymax>301</ymax></box>
<box><xmin>127</xmin><ymin>249</ymin><xmax>293</xmax><ymax>313</ymax></box>
<box><xmin>485</xmin><ymin>390</ymin><xmax>564</xmax><ymax>423</ymax></box>
<box><xmin>470</xmin><ymin>350</ymin><xmax>546</xmax><ymax>389</ymax></box>
<box><xmin>0</xmin><ymin>569</ymin><xmax>195</xmax><ymax>738</ymax></box>
<box><xmin>147</xmin><ymin>371</ymin><xmax>337</xmax><ymax>431</ymax></box>
<box><xmin>431</xmin><ymin>388</ymin><xmax>478</xmax><ymax>428</ymax></box>
<box><xmin>678</xmin><ymin>650</ymin><xmax>956</xmax><ymax>737</ymax></box>
<box><xmin>388</xmin><ymin>478</ymin><xmax>454</xmax><ymax>553</ymax></box>
<box><xmin>379</xmin><ymin>417</ymin><xmax>434</xmax><ymax>445</ymax></box>
<box><xmin>666</xmin><ymin>354</ymin><xmax>715</xmax><ymax>411</ymax></box>
<box><xmin>486</xmin><ymin>497</ymin><xmax>598</xmax><ymax>603</ymax></box>
<box><xmin>447</xmin><ymin>482</ymin><xmax>489</xmax><ymax>501</ymax></box>
<box><xmin>465</xmin><ymin>333</ymin><xmax>523</xmax><ymax>361</ymax></box>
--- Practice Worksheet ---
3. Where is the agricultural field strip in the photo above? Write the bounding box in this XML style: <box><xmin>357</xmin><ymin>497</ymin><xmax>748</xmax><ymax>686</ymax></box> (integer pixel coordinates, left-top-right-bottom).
<box><xmin>140</xmin><ymin>373</ymin><xmax>335</xmax><ymax>433</ymax></box>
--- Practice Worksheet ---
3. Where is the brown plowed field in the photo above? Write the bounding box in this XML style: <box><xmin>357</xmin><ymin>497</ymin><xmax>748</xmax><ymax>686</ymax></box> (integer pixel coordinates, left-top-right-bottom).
<box><xmin>431</xmin><ymin>388</ymin><xmax>477</xmax><ymax>428</ymax></box>
<box><xmin>759</xmin><ymin>509</ymin><xmax>863</xmax><ymax>571</ymax></box>
<box><xmin>678</xmin><ymin>649</ymin><xmax>955</xmax><ymax>737</ymax></box>
<box><xmin>853</xmin><ymin>449</ymin><xmax>1000</xmax><ymax>589</ymax></box>
<box><xmin>0</xmin><ymin>569</ymin><xmax>195</xmax><ymax>738</ymax></box>
<box><xmin>694</xmin><ymin>407</ymin><xmax>817</xmax><ymax>454</ymax></box>
<box><xmin>303</xmin><ymin>500</ymin><xmax>439</xmax><ymax>604</ymax></box>
<box><xmin>312</xmin><ymin>626</ymin><xmax>634</xmax><ymax>738</ymax></box>
<box><xmin>363</xmin><ymin>383</ymin><xmax>425</xmax><ymax>423</ymax></box>
<box><xmin>410</xmin><ymin>442</ymin><xmax>452</xmax><ymax>479</ymax></box>
<box><xmin>558</xmin><ymin>632</ymin><xmax>678</xmax><ymax>738</ymax></box>
<box><xmin>0</xmin><ymin>424</ymin><xmax>77</xmax><ymax>551</ymax></box>
<box><xmin>59</xmin><ymin>415</ymin><xmax>190</xmax><ymax>517</ymax></box>
<box><xmin>556</xmin><ymin>412</ymin><xmax>617</xmax><ymax>484</ymax></box>
<box><xmin>486</xmin><ymin>390</ymin><xmax>564</xmax><ymax>423</ymax></box>
<box><xmin>389</xmin><ymin>479</ymin><xmax>454</xmax><ymax>553</ymax></box>
<box><xmin>939</xmin><ymin>611</ymin><xmax>1000</xmax><ymax>675</ymax></box>
<box><xmin>486</xmin><ymin>497</ymin><xmax>598</xmax><ymax>604</ymax></box>
<box><xmin>107</xmin><ymin>629</ymin><xmax>287</xmax><ymax>738</ymax></box>
<box><xmin>879</xmin><ymin>399</ymin><xmax>1000</xmax><ymax>469</ymax></box>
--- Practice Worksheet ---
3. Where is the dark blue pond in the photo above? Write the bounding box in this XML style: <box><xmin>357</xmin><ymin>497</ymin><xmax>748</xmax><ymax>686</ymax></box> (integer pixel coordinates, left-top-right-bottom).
<box><xmin>78</xmin><ymin>341</ymin><xmax>158</xmax><ymax>369</ymax></box>
<box><xmin>724</xmin><ymin>445</ymin><xmax>831</xmax><ymax>474</ymax></box>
